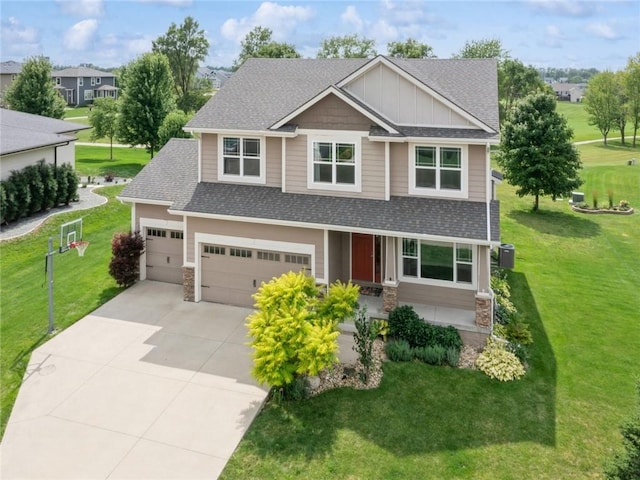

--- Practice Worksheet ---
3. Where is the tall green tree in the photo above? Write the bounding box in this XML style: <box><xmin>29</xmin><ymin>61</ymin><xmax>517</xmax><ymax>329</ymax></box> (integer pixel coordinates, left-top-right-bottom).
<box><xmin>152</xmin><ymin>16</ymin><xmax>210</xmax><ymax>113</ymax></box>
<box><xmin>88</xmin><ymin>97</ymin><xmax>119</xmax><ymax>160</ymax></box>
<box><xmin>233</xmin><ymin>26</ymin><xmax>300</xmax><ymax>70</ymax></box>
<box><xmin>157</xmin><ymin>110</ymin><xmax>192</xmax><ymax>150</ymax></box>
<box><xmin>4</xmin><ymin>56</ymin><xmax>66</xmax><ymax>119</ymax></box>
<box><xmin>387</xmin><ymin>38</ymin><xmax>435</xmax><ymax>58</ymax></box>
<box><xmin>584</xmin><ymin>71</ymin><xmax>620</xmax><ymax>145</ymax></box>
<box><xmin>496</xmin><ymin>92</ymin><xmax>582</xmax><ymax>211</ymax></box>
<box><xmin>625</xmin><ymin>53</ymin><xmax>640</xmax><ymax>147</ymax></box>
<box><xmin>453</xmin><ymin>38</ymin><xmax>508</xmax><ymax>60</ymax></box>
<box><xmin>117</xmin><ymin>53</ymin><xmax>176</xmax><ymax>158</ymax></box>
<box><xmin>317</xmin><ymin>34</ymin><xmax>377</xmax><ymax>58</ymax></box>
<box><xmin>614</xmin><ymin>70</ymin><xmax>629</xmax><ymax>145</ymax></box>
<box><xmin>499</xmin><ymin>58</ymin><xmax>549</xmax><ymax>123</ymax></box>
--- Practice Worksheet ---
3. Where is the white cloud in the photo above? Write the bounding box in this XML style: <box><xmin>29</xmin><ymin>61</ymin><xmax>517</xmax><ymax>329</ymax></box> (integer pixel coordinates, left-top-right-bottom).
<box><xmin>125</xmin><ymin>34</ymin><xmax>155</xmax><ymax>56</ymax></box>
<box><xmin>63</xmin><ymin>19</ymin><xmax>98</xmax><ymax>50</ymax></box>
<box><xmin>221</xmin><ymin>2</ymin><xmax>314</xmax><ymax>43</ymax></box>
<box><xmin>1</xmin><ymin>17</ymin><xmax>41</xmax><ymax>56</ymax></box>
<box><xmin>56</xmin><ymin>0</ymin><xmax>104</xmax><ymax>17</ymax></box>
<box><xmin>585</xmin><ymin>22</ymin><xmax>621</xmax><ymax>40</ymax></box>
<box><xmin>542</xmin><ymin>24</ymin><xmax>564</xmax><ymax>48</ymax></box>
<box><xmin>528</xmin><ymin>0</ymin><xmax>595</xmax><ymax>17</ymax></box>
<box><xmin>341</xmin><ymin>6</ymin><xmax>364</xmax><ymax>32</ymax></box>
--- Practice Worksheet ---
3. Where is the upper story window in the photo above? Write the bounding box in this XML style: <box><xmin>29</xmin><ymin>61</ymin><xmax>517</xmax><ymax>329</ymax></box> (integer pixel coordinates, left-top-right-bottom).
<box><xmin>218</xmin><ymin>136</ymin><xmax>265</xmax><ymax>184</ymax></box>
<box><xmin>409</xmin><ymin>144</ymin><xmax>467</xmax><ymax>198</ymax></box>
<box><xmin>55</xmin><ymin>77</ymin><xmax>61</xmax><ymax>85</ymax></box>
<box><xmin>91</xmin><ymin>77</ymin><xmax>96</xmax><ymax>86</ymax></box>
<box><xmin>401</xmin><ymin>238</ymin><xmax>474</xmax><ymax>287</ymax></box>
<box><xmin>307</xmin><ymin>137</ymin><xmax>361</xmax><ymax>192</ymax></box>
<box><xmin>78</xmin><ymin>77</ymin><xmax>83</xmax><ymax>86</ymax></box>
<box><xmin>96</xmin><ymin>77</ymin><xmax>101</xmax><ymax>85</ymax></box>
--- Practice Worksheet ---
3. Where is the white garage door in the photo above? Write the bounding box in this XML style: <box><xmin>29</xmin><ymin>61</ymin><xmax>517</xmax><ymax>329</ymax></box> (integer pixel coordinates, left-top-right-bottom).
<box><xmin>200</xmin><ymin>243</ymin><xmax>311</xmax><ymax>307</ymax></box>
<box><xmin>145</xmin><ymin>228</ymin><xmax>184</xmax><ymax>284</ymax></box>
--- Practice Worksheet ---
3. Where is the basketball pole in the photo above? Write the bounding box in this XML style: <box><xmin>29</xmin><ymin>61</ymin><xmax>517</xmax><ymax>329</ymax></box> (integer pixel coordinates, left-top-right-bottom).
<box><xmin>46</xmin><ymin>237</ymin><xmax>55</xmax><ymax>334</ymax></box>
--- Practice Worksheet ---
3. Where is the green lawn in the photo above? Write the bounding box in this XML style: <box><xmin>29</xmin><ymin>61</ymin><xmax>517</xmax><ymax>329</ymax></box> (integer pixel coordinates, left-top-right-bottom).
<box><xmin>220</xmin><ymin>143</ymin><xmax>640</xmax><ymax>479</ymax></box>
<box><xmin>556</xmin><ymin>102</ymin><xmax>603</xmax><ymax>142</ymax></box>
<box><xmin>0</xmin><ymin>185</ymin><xmax>130</xmax><ymax>437</ymax></box>
<box><xmin>75</xmin><ymin>144</ymin><xmax>150</xmax><ymax>178</ymax></box>
<box><xmin>63</xmin><ymin>106</ymin><xmax>90</xmax><ymax>119</ymax></box>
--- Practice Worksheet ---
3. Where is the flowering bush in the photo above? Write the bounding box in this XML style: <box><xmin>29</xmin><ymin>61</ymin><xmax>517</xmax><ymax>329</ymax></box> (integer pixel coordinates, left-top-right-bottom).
<box><xmin>476</xmin><ymin>338</ymin><xmax>526</xmax><ymax>381</ymax></box>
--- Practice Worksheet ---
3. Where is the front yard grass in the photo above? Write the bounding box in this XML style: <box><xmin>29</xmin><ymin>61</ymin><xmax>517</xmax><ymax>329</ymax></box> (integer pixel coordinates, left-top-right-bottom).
<box><xmin>0</xmin><ymin>185</ymin><xmax>130</xmax><ymax>437</ymax></box>
<box><xmin>220</xmin><ymin>143</ymin><xmax>640</xmax><ymax>479</ymax></box>
<box><xmin>75</xmin><ymin>144</ymin><xmax>149</xmax><ymax>178</ymax></box>
<box><xmin>555</xmin><ymin>102</ymin><xmax>603</xmax><ymax>142</ymax></box>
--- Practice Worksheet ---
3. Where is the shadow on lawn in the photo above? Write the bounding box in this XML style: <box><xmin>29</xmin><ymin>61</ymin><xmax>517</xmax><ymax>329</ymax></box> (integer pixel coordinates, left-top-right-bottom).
<box><xmin>245</xmin><ymin>272</ymin><xmax>556</xmax><ymax>459</ymax></box>
<box><xmin>509</xmin><ymin>208</ymin><xmax>600</xmax><ymax>239</ymax></box>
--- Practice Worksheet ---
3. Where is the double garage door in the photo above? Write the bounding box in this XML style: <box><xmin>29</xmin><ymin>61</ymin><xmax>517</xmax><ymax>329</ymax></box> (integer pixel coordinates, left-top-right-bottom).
<box><xmin>145</xmin><ymin>228</ymin><xmax>184</xmax><ymax>284</ymax></box>
<box><xmin>201</xmin><ymin>243</ymin><xmax>311</xmax><ymax>308</ymax></box>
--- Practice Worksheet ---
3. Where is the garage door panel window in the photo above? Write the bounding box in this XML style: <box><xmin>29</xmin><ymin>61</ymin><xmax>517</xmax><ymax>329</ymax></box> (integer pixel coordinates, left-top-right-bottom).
<box><xmin>285</xmin><ymin>254</ymin><xmax>309</xmax><ymax>266</ymax></box>
<box><xmin>147</xmin><ymin>228</ymin><xmax>166</xmax><ymax>238</ymax></box>
<box><xmin>230</xmin><ymin>248</ymin><xmax>252</xmax><ymax>258</ymax></box>
<box><xmin>219</xmin><ymin>137</ymin><xmax>264</xmax><ymax>183</ymax></box>
<box><xmin>204</xmin><ymin>245</ymin><xmax>225</xmax><ymax>255</ymax></box>
<box><xmin>401</xmin><ymin>238</ymin><xmax>474</xmax><ymax>285</ymax></box>
<box><xmin>257</xmin><ymin>251</ymin><xmax>281</xmax><ymax>262</ymax></box>
<box><xmin>170</xmin><ymin>231</ymin><xmax>183</xmax><ymax>239</ymax></box>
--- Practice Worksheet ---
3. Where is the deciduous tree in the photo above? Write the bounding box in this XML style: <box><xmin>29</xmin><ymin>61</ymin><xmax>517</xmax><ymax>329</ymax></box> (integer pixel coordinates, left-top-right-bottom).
<box><xmin>157</xmin><ymin>110</ymin><xmax>192</xmax><ymax>150</ymax></box>
<box><xmin>584</xmin><ymin>71</ymin><xmax>620</xmax><ymax>145</ymax></box>
<box><xmin>4</xmin><ymin>56</ymin><xmax>66</xmax><ymax>119</ymax></box>
<box><xmin>496</xmin><ymin>92</ymin><xmax>582</xmax><ymax>211</ymax></box>
<box><xmin>625</xmin><ymin>53</ymin><xmax>640</xmax><ymax>146</ymax></box>
<box><xmin>117</xmin><ymin>53</ymin><xmax>175</xmax><ymax>158</ymax></box>
<box><xmin>233</xmin><ymin>26</ymin><xmax>300</xmax><ymax>70</ymax></box>
<box><xmin>499</xmin><ymin>58</ymin><xmax>549</xmax><ymax>123</ymax></box>
<box><xmin>387</xmin><ymin>38</ymin><xmax>435</xmax><ymax>58</ymax></box>
<box><xmin>453</xmin><ymin>38</ymin><xmax>508</xmax><ymax>60</ymax></box>
<box><xmin>152</xmin><ymin>16</ymin><xmax>210</xmax><ymax>113</ymax></box>
<box><xmin>88</xmin><ymin>97</ymin><xmax>119</xmax><ymax>160</ymax></box>
<box><xmin>317</xmin><ymin>34</ymin><xmax>377</xmax><ymax>58</ymax></box>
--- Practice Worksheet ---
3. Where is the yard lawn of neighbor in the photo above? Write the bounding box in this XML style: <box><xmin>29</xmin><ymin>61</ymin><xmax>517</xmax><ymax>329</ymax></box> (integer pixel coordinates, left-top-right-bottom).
<box><xmin>75</xmin><ymin>144</ymin><xmax>149</xmax><ymax>179</ymax></box>
<box><xmin>555</xmin><ymin>101</ymin><xmax>606</xmax><ymax>143</ymax></box>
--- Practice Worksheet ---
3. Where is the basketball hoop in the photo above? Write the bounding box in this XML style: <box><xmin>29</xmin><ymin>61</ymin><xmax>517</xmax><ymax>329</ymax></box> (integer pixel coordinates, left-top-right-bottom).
<box><xmin>70</xmin><ymin>240</ymin><xmax>90</xmax><ymax>257</ymax></box>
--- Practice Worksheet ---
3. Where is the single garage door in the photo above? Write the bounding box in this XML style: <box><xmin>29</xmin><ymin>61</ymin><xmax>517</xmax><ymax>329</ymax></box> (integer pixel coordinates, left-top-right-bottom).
<box><xmin>201</xmin><ymin>243</ymin><xmax>311</xmax><ymax>307</ymax></box>
<box><xmin>145</xmin><ymin>227</ymin><xmax>184</xmax><ymax>284</ymax></box>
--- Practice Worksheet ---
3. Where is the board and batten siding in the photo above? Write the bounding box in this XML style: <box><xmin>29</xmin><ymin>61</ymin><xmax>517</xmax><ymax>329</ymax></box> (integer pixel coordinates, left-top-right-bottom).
<box><xmin>186</xmin><ymin>217</ymin><xmax>325</xmax><ymax>278</ymax></box>
<box><xmin>398</xmin><ymin>282</ymin><xmax>476</xmax><ymax>310</ymax></box>
<box><xmin>344</xmin><ymin>63</ymin><xmax>475</xmax><ymax>128</ymax></box>
<box><xmin>201</xmin><ymin>133</ymin><xmax>217</xmax><ymax>182</ymax></box>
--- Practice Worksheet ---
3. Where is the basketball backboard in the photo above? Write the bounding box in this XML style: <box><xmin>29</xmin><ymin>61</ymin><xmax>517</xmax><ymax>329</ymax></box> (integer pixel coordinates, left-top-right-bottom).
<box><xmin>59</xmin><ymin>218</ymin><xmax>83</xmax><ymax>253</ymax></box>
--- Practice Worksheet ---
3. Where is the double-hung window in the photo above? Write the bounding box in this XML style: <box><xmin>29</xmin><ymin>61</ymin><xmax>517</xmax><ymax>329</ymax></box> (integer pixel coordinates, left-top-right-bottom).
<box><xmin>308</xmin><ymin>138</ymin><xmax>360</xmax><ymax>192</ymax></box>
<box><xmin>401</xmin><ymin>238</ymin><xmax>474</xmax><ymax>286</ymax></box>
<box><xmin>218</xmin><ymin>136</ymin><xmax>265</xmax><ymax>184</ymax></box>
<box><xmin>410</xmin><ymin>144</ymin><xmax>467</xmax><ymax>198</ymax></box>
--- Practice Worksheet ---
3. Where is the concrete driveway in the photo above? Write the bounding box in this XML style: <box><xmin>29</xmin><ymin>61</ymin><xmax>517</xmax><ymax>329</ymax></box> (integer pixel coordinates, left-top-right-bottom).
<box><xmin>1</xmin><ymin>281</ymin><xmax>269</xmax><ymax>479</ymax></box>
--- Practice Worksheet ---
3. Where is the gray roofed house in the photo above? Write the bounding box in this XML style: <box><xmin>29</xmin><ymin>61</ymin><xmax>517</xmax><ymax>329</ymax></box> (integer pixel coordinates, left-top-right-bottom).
<box><xmin>120</xmin><ymin>55</ymin><xmax>502</xmax><ymax>345</ymax></box>
<box><xmin>51</xmin><ymin>66</ymin><xmax>118</xmax><ymax>107</ymax></box>
<box><xmin>1</xmin><ymin>108</ymin><xmax>89</xmax><ymax>180</ymax></box>
<box><xmin>0</xmin><ymin>61</ymin><xmax>22</xmax><ymax>102</ymax></box>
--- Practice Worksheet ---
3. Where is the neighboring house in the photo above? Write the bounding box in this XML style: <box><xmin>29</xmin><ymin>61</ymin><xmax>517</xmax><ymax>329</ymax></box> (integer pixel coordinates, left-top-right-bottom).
<box><xmin>51</xmin><ymin>66</ymin><xmax>118</xmax><ymax>107</ymax></box>
<box><xmin>119</xmin><ymin>56</ymin><xmax>501</xmax><ymax>343</ymax></box>
<box><xmin>0</xmin><ymin>108</ymin><xmax>89</xmax><ymax>180</ymax></box>
<box><xmin>0</xmin><ymin>61</ymin><xmax>22</xmax><ymax>103</ymax></box>
<box><xmin>196</xmin><ymin>67</ymin><xmax>231</xmax><ymax>89</ymax></box>
<box><xmin>552</xmin><ymin>82</ymin><xmax>585</xmax><ymax>102</ymax></box>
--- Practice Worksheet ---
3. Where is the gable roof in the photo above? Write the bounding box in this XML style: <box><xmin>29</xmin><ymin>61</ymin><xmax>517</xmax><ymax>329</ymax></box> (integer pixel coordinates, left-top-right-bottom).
<box><xmin>186</xmin><ymin>56</ymin><xmax>499</xmax><ymax>138</ymax></box>
<box><xmin>0</xmin><ymin>61</ymin><xmax>22</xmax><ymax>75</ymax></box>
<box><xmin>52</xmin><ymin>66</ymin><xmax>115</xmax><ymax>78</ymax></box>
<box><xmin>0</xmin><ymin>109</ymin><xmax>89</xmax><ymax>155</ymax></box>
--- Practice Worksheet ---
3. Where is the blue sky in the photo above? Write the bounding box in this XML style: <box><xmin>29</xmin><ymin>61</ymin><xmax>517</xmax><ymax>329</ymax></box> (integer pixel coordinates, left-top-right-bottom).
<box><xmin>1</xmin><ymin>0</ymin><xmax>638</xmax><ymax>70</ymax></box>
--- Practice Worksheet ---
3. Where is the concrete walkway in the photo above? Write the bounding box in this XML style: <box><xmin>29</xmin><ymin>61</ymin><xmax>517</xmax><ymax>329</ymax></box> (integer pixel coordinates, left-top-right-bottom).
<box><xmin>0</xmin><ymin>281</ymin><xmax>269</xmax><ymax>479</ymax></box>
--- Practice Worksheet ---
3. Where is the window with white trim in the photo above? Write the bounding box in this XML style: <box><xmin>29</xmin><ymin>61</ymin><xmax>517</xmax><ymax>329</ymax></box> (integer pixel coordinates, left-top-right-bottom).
<box><xmin>218</xmin><ymin>136</ymin><xmax>264</xmax><ymax>183</ymax></box>
<box><xmin>401</xmin><ymin>238</ymin><xmax>473</xmax><ymax>285</ymax></box>
<box><xmin>55</xmin><ymin>77</ymin><xmax>61</xmax><ymax>85</ymax></box>
<box><xmin>84</xmin><ymin>90</ymin><xmax>94</xmax><ymax>101</ymax></box>
<box><xmin>78</xmin><ymin>77</ymin><xmax>83</xmax><ymax>86</ymax></box>
<box><xmin>96</xmin><ymin>77</ymin><xmax>101</xmax><ymax>85</ymax></box>
<box><xmin>409</xmin><ymin>144</ymin><xmax>467</xmax><ymax>198</ymax></box>
<box><xmin>307</xmin><ymin>137</ymin><xmax>361</xmax><ymax>192</ymax></box>
<box><xmin>91</xmin><ymin>77</ymin><xmax>96</xmax><ymax>86</ymax></box>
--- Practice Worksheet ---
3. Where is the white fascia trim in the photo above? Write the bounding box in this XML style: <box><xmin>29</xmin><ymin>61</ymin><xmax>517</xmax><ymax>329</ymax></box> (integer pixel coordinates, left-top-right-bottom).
<box><xmin>170</xmin><ymin>210</ymin><xmax>494</xmax><ymax>247</ymax></box>
<box><xmin>116</xmin><ymin>196</ymin><xmax>174</xmax><ymax>207</ymax></box>
<box><xmin>281</xmin><ymin>136</ymin><xmax>287</xmax><ymax>193</ymax></box>
<box><xmin>197</xmin><ymin>135</ymin><xmax>202</xmax><ymax>183</ymax></box>
<box><xmin>187</xmin><ymin>127</ymin><xmax>297</xmax><ymax>138</ymax></box>
<box><xmin>337</xmin><ymin>56</ymin><xmax>495</xmax><ymax>133</ymax></box>
<box><xmin>270</xmin><ymin>85</ymin><xmax>399</xmax><ymax>135</ymax></box>
<box><xmin>404</xmin><ymin>136</ymin><xmax>500</xmax><ymax>145</ymax></box>
<box><xmin>130</xmin><ymin>203</ymin><xmax>136</xmax><ymax>233</ymax></box>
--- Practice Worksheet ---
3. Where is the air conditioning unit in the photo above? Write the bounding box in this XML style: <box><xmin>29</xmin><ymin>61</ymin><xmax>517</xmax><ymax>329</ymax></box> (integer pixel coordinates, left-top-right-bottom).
<box><xmin>499</xmin><ymin>243</ymin><xmax>515</xmax><ymax>269</ymax></box>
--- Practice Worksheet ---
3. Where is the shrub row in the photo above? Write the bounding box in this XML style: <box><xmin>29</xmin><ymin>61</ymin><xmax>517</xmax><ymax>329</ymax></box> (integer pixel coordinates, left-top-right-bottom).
<box><xmin>385</xmin><ymin>339</ymin><xmax>460</xmax><ymax>367</ymax></box>
<box><xmin>387</xmin><ymin>305</ymin><xmax>462</xmax><ymax>350</ymax></box>
<box><xmin>0</xmin><ymin>161</ymin><xmax>78</xmax><ymax>224</ymax></box>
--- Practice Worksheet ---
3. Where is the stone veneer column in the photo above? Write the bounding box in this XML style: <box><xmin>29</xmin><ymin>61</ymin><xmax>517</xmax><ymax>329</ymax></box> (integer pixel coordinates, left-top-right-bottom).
<box><xmin>183</xmin><ymin>266</ymin><xmax>195</xmax><ymax>302</ymax></box>
<box><xmin>382</xmin><ymin>285</ymin><xmax>398</xmax><ymax>313</ymax></box>
<box><xmin>475</xmin><ymin>291</ymin><xmax>492</xmax><ymax>328</ymax></box>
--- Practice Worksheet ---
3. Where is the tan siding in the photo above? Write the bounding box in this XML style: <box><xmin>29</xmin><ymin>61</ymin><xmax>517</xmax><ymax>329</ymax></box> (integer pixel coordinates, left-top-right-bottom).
<box><xmin>292</xmin><ymin>94</ymin><xmax>371</xmax><ymax>131</ymax></box>
<box><xmin>398</xmin><ymin>282</ymin><xmax>475</xmax><ymax>310</ymax></box>
<box><xmin>468</xmin><ymin>144</ymin><xmax>487</xmax><ymax>202</ymax></box>
<box><xmin>285</xmin><ymin>134</ymin><xmax>307</xmax><ymax>193</ymax></box>
<box><xmin>136</xmin><ymin>203</ymin><xmax>177</xmax><ymax>224</ymax></box>
<box><xmin>201</xmin><ymin>134</ymin><xmax>217</xmax><ymax>182</ymax></box>
<box><xmin>265</xmin><ymin>136</ymin><xmax>282</xmax><ymax>187</ymax></box>
<box><xmin>328</xmin><ymin>231</ymin><xmax>349</xmax><ymax>284</ymax></box>
<box><xmin>360</xmin><ymin>138</ymin><xmax>385</xmax><ymax>199</ymax></box>
<box><xmin>390</xmin><ymin>143</ymin><xmax>409</xmax><ymax>196</ymax></box>
<box><xmin>186</xmin><ymin>217</ymin><xmax>325</xmax><ymax>278</ymax></box>
<box><xmin>477</xmin><ymin>246</ymin><xmax>490</xmax><ymax>291</ymax></box>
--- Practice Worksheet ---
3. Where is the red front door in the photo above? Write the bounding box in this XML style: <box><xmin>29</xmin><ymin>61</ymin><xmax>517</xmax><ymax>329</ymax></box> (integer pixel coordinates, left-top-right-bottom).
<box><xmin>352</xmin><ymin>233</ymin><xmax>374</xmax><ymax>282</ymax></box>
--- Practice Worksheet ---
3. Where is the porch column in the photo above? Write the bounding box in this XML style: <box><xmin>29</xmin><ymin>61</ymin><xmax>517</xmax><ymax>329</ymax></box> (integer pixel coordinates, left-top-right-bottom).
<box><xmin>183</xmin><ymin>266</ymin><xmax>195</xmax><ymax>302</ymax></box>
<box><xmin>475</xmin><ymin>291</ymin><xmax>493</xmax><ymax>328</ymax></box>
<box><xmin>382</xmin><ymin>236</ymin><xmax>399</xmax><ymax>312</ymax></box>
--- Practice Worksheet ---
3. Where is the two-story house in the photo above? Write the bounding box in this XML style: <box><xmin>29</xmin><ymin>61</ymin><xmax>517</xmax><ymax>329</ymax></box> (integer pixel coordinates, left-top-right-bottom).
<box><xmin>119</xmin><ymin>56</ymin><xmax>501</xmax><ymax>344</ymax></box>
<box><xmin>51</xmin><ymin>66</ymin><xmax>118</xmax><ymax>107</ymax></box>
<box><xmin>0</xmin><ymin>60</ymin><xmax>22</xmax><ymax>103</ymax></box>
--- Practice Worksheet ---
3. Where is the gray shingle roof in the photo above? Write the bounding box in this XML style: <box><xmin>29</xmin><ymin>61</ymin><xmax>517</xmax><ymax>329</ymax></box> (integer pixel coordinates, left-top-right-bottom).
<box><xmin>121</xmin><ymin>138</ymin><xmax>499</xmax><ymax>242</ymax></box>
<box><xmin>186</xmin><ymin>56</ymin><xmax>499</xmax><ymax>135</ymax></box>
<box><xmin>119</xmin><ymin>138</ymin><xmax>198</xmax><ymax>204</ymax></box>
<box><xmin>0</xmin><ymin>109</ymin><xmax>90</xmax><ymax>155</ymax></box>
<box><xmin>52</xmin><ymin>66</ymin><xmax>115</xmax><ymax>78</ymax></box>
<box><xmin>0</xmin><ymin>61</ymin><xmax>22</xmax><ymax>75</ymax></box>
